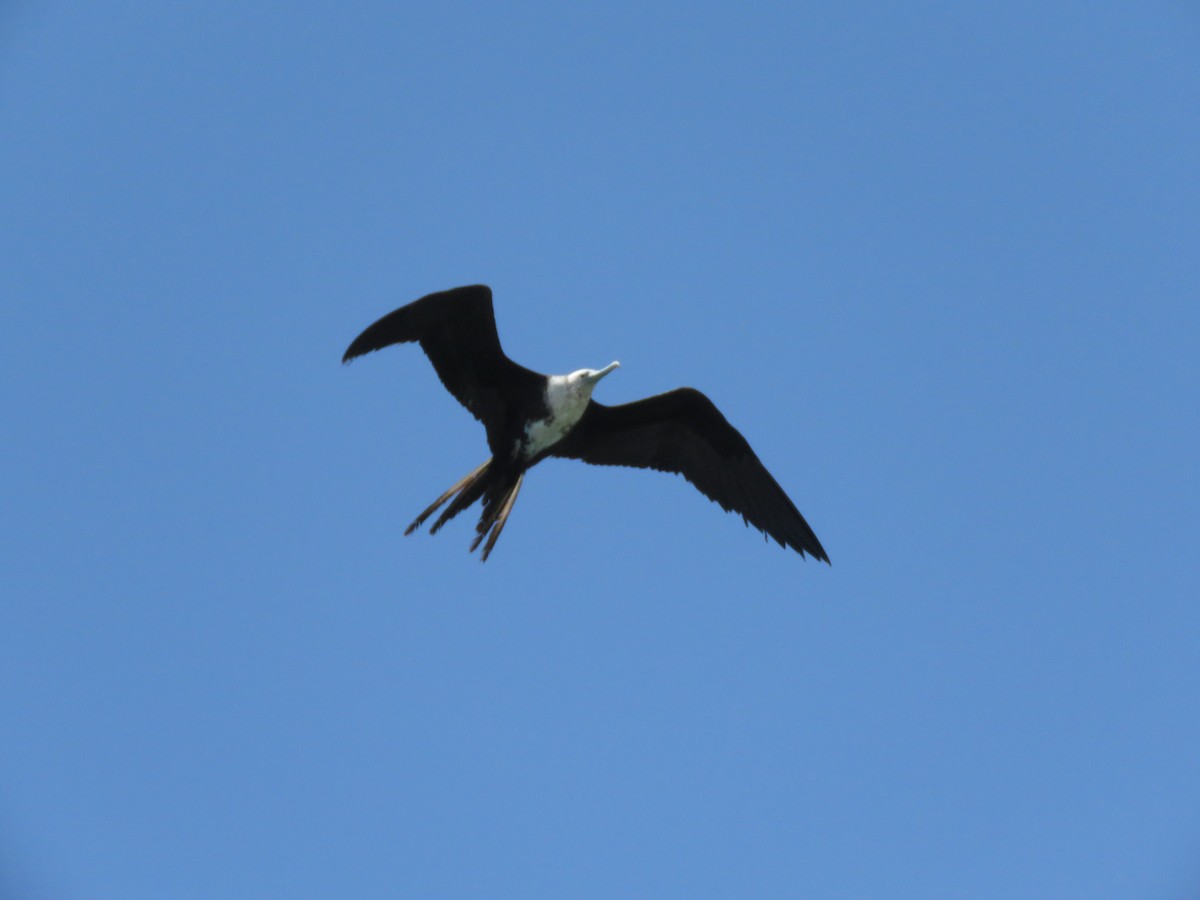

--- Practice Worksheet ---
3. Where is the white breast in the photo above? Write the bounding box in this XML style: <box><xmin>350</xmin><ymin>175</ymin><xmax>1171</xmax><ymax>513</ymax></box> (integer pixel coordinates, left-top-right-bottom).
<box><xmin>522</xmin><ymin>375</ymin><xmax>591</xmax><ymax>458</ymax></box>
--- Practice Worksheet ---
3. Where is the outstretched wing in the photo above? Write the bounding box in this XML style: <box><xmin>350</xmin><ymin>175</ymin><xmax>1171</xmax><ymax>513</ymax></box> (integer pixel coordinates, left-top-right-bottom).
<box><xmin>342</xmin><ymin>285</ymin><xmax>544</xmax><ymax>430</ymax></box>
<box><xmin>551</xmin><ymin>388</ymin><xmax>829</xmax><ymax>561</ymax></box>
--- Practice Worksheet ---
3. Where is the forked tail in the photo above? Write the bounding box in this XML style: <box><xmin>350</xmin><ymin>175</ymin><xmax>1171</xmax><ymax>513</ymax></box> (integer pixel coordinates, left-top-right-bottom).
<box><xmin>404</xmin><ymin>459</ymin><xmax>526</xmax><ymax>561</ymax></box>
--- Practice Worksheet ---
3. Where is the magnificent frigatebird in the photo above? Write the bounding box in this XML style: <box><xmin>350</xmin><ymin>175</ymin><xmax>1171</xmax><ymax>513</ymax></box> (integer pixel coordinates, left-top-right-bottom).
<box><xmin>343</xmin><ymin>285</ymin><xmax>829</xmax><ymax>563</ymax></box>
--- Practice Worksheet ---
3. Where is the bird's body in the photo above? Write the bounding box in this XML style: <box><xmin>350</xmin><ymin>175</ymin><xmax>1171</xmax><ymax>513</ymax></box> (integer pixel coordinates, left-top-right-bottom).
<box><xmin>343</xmin><ymin>285</ymin><xmax>829</xmax><ymax>564</ymax></box>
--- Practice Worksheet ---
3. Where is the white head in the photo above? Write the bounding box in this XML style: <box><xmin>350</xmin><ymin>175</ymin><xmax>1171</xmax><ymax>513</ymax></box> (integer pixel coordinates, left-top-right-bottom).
<box><xmin>565</xmin><ymin>361</ymin><xmax>620</xmax><ymax>396</ymax></box>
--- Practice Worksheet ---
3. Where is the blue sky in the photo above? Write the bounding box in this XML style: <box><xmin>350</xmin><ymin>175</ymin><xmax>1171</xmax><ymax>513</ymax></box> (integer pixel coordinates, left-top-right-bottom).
<box><xmin>3</xmin><ymin>2</ymin><xmax>1198</xmax><ymax>897</ymax></box>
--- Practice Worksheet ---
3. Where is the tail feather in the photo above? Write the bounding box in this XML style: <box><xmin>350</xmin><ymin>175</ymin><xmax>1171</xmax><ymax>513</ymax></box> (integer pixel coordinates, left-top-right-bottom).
<box><xmin>470</xmin><ymin>473</ymin><xmax>525</xmax><ymax>562</ymax></box>
<box><xmin>405</xmin><ymin>459</ymin><xmax>490</xmax><ymax>536</ymax></box>
<box><xmin>431</xmin><ymin>473</ymin><xmax>490</xmax><ymax>534</ymax></box>
<box><xmin>403</xmin><ymin>459</ymin><xmax>525</xmax><ymax>561</ymax></box>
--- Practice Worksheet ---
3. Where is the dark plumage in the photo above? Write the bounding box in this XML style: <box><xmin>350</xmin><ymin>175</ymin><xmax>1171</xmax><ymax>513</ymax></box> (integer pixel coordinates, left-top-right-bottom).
<box><xmin>343</xmin><ymin>284</ymin><xmax>829</xmax><ymax>563</ymax></box>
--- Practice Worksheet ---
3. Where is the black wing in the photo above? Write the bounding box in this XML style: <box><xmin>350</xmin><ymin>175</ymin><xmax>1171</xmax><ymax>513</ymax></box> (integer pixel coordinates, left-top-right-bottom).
<box><xmin>342</xmin><ymin>285</ymin><xmax>544</xmax><ymax>430</ymax></box>
<box><xmin>551</xmin><ymin>388</ymin><xmax>829</xmax><ymax>561</ymax></box>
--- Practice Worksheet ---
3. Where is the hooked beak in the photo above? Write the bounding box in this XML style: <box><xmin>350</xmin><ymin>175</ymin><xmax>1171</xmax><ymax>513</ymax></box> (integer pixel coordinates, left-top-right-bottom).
<box><xmin>595</xmin><ymin>361</ymin><xmax>620</xmax><ymax>380</ymax></box>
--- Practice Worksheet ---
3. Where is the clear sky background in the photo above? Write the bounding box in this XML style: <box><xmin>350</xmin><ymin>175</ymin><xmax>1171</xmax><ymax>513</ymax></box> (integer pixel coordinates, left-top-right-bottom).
<box><xmin>3</xmin><ymin>2</ymin><xmax>1198</xmax><ymax>897</ymax></box>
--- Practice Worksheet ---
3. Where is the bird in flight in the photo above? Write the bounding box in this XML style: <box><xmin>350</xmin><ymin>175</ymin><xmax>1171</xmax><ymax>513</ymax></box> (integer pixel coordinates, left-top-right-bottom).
<box><xmin>343</xmin><ymin>285</ymin><xmax>829</xmax><ymax>564</ymax></box>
